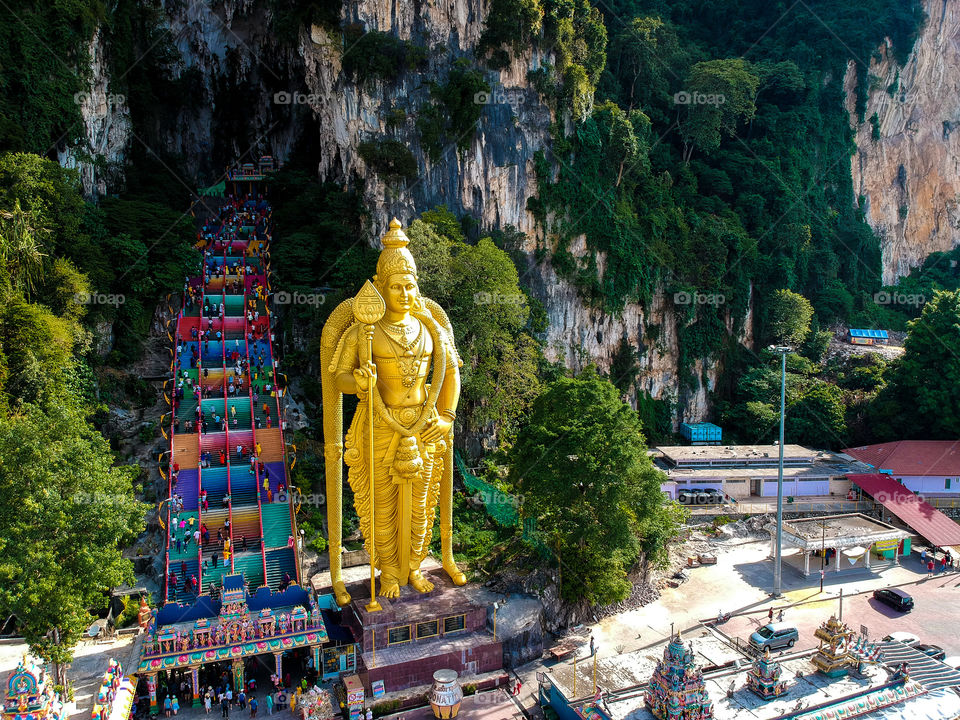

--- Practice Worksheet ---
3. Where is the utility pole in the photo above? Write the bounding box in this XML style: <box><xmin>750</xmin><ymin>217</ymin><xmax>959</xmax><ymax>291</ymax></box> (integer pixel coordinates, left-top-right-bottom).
<box><xmin>770</xmin><ymin>345</ymin><xmax>791</xmax><ymax>597</ymax></box>
<box><xmin>820</xmin><ymin>520</ymin><xmax>826</xmax><ymax>593</ymax></box>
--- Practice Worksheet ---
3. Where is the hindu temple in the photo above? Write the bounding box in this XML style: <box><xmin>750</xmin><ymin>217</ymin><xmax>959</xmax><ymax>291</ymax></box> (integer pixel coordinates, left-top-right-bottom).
<box><xmin>747</xmin><ymin>647</ymin><xmax>787</xmax><ymax>700</ymax></box>
<box><xmin>645</xmin><ymin>632</ymin><xmax>714</xmax><ymax>720</ymax></box>
<box><xmin>2</xmin><ymin>658</ymin><xmax>64</xmax><ymax>720</ymax></box>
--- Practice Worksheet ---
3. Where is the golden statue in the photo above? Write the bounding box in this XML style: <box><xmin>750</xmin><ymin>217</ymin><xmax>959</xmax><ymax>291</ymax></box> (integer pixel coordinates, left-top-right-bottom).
<box><xmin>321</xmin><ymin>219</ymin><xmax>466</xmax><ymax>607</ymax></box>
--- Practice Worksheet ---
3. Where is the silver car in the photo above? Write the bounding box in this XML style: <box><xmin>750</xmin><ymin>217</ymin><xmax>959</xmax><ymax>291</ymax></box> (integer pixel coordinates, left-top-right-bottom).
<box><xmin>749</xmin><ymin>623</ymin><xmax>798</xmax><ymax>651</ymax></box>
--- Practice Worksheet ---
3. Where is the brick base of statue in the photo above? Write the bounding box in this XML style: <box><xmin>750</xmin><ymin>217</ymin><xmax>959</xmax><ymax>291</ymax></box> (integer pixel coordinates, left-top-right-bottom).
<box><xmin>343</xmin><ymin>572</ymin><xmax>502</xmax><ymax>693</ymax></box>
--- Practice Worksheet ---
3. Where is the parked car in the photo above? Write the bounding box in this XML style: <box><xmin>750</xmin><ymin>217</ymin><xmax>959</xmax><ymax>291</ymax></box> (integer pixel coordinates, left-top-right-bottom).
<box><xmin>942</xmin><ymin>656</ymin><xmax>960</xmax><ymax>670</ymax></box>
<box><xmin>699</xmin><ymin>488</ymin><xmax>725</xmax><ymax>504</ymax></box>
<box><xmin>676</xmin><ymin>487</ymin><xmax>725</xmax><ymax>505</ymax></box>
<box><xmin>873</xmin><ymin>587</ymin><xmax>914</xmax><ymax>612</ymax></box>
<box><xmin>882</xmin><ymin>631</ymin><xmax>921</xmax><ymax>645</ymax></box>
<box><xmin>913</xmin><ymin>643</ymin><xmax>947</xmax><ymax>660</ymax></box>
<box><xmin>676</xmin><ymin>488</ymin><xmax>697</xmax><ymax>504</ymax></box>
<box><xmin>749</xmin><ymin>623</ymin><xmax>798</xmax><ymax>652</ymax></box>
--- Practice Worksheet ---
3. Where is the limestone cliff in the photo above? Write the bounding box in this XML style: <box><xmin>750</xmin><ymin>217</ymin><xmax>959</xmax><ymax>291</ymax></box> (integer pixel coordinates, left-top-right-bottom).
<box><xmin>848</xmin><ymin>0</ymin><xmax>960</xmax><ymax>284</ymax></box>
<box><xmin>59</xmin><ymin>28</ymin><xmax>131</xmax><ymax>199</ymax></box>
<box><xmin>65</xmin><ymin>0</ymin><xmax>752</xmax><ymax>424</ymax></box>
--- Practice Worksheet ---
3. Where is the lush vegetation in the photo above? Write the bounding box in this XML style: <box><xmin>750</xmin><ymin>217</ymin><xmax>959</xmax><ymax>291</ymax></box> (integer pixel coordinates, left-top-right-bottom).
<box><xmin>357</xmin><ymin>139</ymin><xmax>419</xmax><ymax>182</ymax></box>
<box><xmin>0</xmin><ymin>152</ymin><xmax>148</xmax><ymax>678</ymax></box>
<box><xmin>866</xmin><ymin>290</ymin><xmax>960</xmax><ymax>440</ymax></box>
<box><xmin>492</xmin><ymin>0</ymin><xmax>926</xmax><ymax>393</ymax></box>
<box><xmin>416</xmin><ymin>60</ymin><xmax>491</xmax><ymax>162</ymax></box>
<box><xmin>509</xmin><ymin>369</ymin><xmax>684</xmax><ymax>605</ymax></box>
<box><xmin>342</xmin><ymin>26</ymin><xmax>428</xmax><ymax>84</ymax></box>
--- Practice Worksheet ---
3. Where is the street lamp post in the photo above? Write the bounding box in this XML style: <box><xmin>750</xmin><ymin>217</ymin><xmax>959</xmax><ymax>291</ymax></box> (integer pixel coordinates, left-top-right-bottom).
<box><xmin>820</xmin><ymin>519</ymin><xmax>826</xmax><ymax>593</ymax></box>
<box><xmin>770</xmin><ymin>345</ymin><xmax>791</xmax><ymax>597</ymax></box>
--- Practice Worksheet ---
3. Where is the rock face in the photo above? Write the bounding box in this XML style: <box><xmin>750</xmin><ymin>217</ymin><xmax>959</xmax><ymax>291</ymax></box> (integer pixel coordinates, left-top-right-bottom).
<box><xmin>67</xmin><ymin>0</ymin><xmax>754</xmax><ymax>423</ymax></box>
<box><xmin>848</xmin><ymin>0</ymin><xmax>960</xmax><ymax>284</ymax></box>
<box><xmin>300</xmin><ymin>21</ymin><xmax>552</xmax><ymax>240</ymax></box>
<box><xmin>58</xmin><ymin>28</ymin><xmax>131</xmax><ymax>198</ymax></box>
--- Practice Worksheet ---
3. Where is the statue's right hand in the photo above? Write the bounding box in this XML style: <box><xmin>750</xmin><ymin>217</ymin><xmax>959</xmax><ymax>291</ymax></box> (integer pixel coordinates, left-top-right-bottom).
<box><xmin>352</xmin><ymin>362</ymin><xmax>377</xmax><ymax>391</ymax></box>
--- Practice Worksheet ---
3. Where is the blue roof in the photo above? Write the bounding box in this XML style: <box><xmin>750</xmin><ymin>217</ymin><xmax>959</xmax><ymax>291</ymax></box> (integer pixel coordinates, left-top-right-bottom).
<box><xmin>849</xmin><ymin>329</ymin><xmax>889</xmax><ymax>338</ymax></box>
<box><xmin>681</xmin><ymin>422</ymin><xmax>721</xmax><ymax>429</ymax></box>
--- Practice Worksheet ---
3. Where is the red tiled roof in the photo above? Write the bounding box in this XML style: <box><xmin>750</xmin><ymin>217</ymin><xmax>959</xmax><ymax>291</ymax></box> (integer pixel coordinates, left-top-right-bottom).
<box><xmin>843</xmin><ymin>441</ymin><xmax>960</xmax><ymax>477</ymax></box>
<box><xmin>849</xmin><ymin>473</ymin><xmax>960</xmax><ymax>547</ymax></box>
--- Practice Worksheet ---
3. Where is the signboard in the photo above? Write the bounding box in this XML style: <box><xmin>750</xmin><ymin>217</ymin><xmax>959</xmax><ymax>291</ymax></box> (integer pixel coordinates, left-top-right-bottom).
<box><xmin>371</xmin><ymin>681</ymin><xmax>384</xmax><ymax>699</ymax></box>
<box><xmin>874</xmin><ymin>539</ymin><xmax>899</xmax><ymax>552</ymax></box>
<box><xmin>860</xmin><ymin>625</ymin><xmax>869</xmax><ymax>639</ymax></box>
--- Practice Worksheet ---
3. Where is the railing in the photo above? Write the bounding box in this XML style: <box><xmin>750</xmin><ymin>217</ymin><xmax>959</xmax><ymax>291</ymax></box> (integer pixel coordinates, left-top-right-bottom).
<box><xmin>243</xmin><ymin>247</ymin><xmax>269</xmax><ymax>586</ymax></box>
<box><xmin>263</xmin><ymin>241</ymin><xmax>302</xmax><ymax>581</ymax></box>
<box><xmin>221</xmin><ymin>250</ymin><xmax>235</xmax><ymax>575</ymax></box>
<box><xmin>925</xmin><ymin>497</ymin><xmax>960</xmax><ymax>509</ymax></box>
<box><xmin>698</xmin><ymin>499</ymin><xmax>877</xmax><ymax>515</ymax></box>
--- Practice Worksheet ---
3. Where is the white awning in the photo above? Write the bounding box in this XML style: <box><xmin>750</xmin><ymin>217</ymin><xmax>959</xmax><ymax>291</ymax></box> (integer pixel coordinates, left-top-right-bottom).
<box><xmin>842</xmin><ymin>546</ymin><xmax>866</xmax><ymax>557</ymax></box>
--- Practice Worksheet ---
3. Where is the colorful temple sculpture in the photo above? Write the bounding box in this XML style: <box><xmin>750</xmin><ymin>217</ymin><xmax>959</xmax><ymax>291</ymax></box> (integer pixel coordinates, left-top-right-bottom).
<box><xmin>2</xmin><ymin>658</ymin><xmax>64</xmax><ymax>720</ymax></box>
<box><xmin>645</xmin><ymin>633</ymin><xmax>714</xmax><ymax>720</ymax></box>
<box><xmin>811</xmin><ymin>615</ymin><xmax>857</xmax><ymax>677</ymax></box>
<box><xmin>747</xmin><ymin>647</ymin><xmax>787</xmax><ymax>700</ymax></box>
<box><xmin>138</xmin><ymin>575</ymin><xmax>332</xmax><ymax>713</ymax></box>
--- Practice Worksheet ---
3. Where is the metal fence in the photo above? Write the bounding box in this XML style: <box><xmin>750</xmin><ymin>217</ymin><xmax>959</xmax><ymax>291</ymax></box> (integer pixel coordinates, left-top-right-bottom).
<box><xmin>454</xmin><ymin>450</ymin><xmax>520</xmax><ymax>528</ymax></box>
<box><xmin>719</xmin><ymin>499</ymin><xmax>876</xmax><ymax>515</ymax></box>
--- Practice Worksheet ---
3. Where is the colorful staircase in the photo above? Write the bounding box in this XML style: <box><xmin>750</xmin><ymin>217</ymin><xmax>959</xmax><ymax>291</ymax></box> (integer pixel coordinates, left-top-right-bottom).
<box><xmin>163</xmin><ymin>195</ymin><xmax>299</xmax><ymax>604</ymax></box>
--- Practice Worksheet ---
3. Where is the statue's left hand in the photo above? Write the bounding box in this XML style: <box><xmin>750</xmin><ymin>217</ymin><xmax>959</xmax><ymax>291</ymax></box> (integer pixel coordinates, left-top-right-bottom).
<box><xmin>422</xmin><ymin>416</ymin><xmax>452</xmax><ymax>443</ymax></box>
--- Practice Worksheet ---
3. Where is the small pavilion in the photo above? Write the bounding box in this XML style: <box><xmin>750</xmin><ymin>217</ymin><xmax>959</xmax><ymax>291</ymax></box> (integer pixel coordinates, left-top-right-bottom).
<box><xmin>772</xmin><ymin>513</ymin><xmax>909</xmax><ymax>577</ymax></box>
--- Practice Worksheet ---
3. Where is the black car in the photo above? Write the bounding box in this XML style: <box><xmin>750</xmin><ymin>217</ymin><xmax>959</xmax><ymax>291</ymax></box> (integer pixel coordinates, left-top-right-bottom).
<box><xmin>913</xmin><ymin>643</ymin><xmax>946</xmax><ymax>660</ymax></box>
<box><xmin>676</xmin><ymin>487</ymin><xmax>724</xmax><ymax>505</ymax></box>
<box><xmin>676</xmin><ymin>488</ymin><xmax>699</xmax><ymax>504</ymax></box>
<box><xmin>699</xmin><ymin>488</ymin><xmax>725</xmax><ymax>504</ymax></box>
<box><xmin>873</xmin><ymin>587</ymin><xmax>914</xmax><ymax>612</ymax></box>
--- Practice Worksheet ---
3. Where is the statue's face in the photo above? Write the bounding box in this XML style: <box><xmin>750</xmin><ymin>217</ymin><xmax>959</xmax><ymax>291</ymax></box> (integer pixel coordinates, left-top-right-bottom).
<box><xmin>384</xmin><ymin>273</ymin><xmax>418</xmax><ymax>313</ymax></box>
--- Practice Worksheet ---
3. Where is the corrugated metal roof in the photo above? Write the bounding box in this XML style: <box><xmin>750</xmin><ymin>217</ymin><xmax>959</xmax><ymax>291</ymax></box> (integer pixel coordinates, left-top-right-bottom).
<box><xmin>849</xmin><ymin>328</ymin><xmax>889</xmax><ymax>338</ymax></box>
<box><xmin>849</xmin><ymin>473</ymin><xmax>960</xmax><ymax>546</ymax></box>
<box><xmin>844</xmin><ymin>441</ymin><xmax>960</xmax><ymax>477</ymax></box>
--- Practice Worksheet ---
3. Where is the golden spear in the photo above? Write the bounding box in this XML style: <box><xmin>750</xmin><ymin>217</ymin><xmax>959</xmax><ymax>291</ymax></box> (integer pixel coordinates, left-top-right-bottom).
<box><xmin>353</xmin><ymin>280</ymin><xmax>385</xmax><ymax>612</ymax></box>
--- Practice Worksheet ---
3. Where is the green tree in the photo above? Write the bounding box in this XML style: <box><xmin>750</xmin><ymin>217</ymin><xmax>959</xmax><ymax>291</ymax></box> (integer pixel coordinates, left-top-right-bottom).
<box><xmin>787</xmin><ymin>382</ymin><xmax>848</xmax><ymax>448</ymax></box>
<box><xmin>679</xmin><ymin>59</ymin><xmax>759</xmax><ymax>160</ymax></box>
<box><xmin>0</xmin><ymin>402</ymin><xmax>145</xmax><ymax>684</ymax></box>
<box><xmin>508</xmin><ymin>370</ymin><xmax>675</xmax><ymax>605</ymax></box>
<box><xmin>0</xmin><ymin>199</ymin><xmax>47</xmax><ymax>294</ymax></box>
<box><xmin>872</xmin><ymin>290</ymin><xmax>960</xmax><ymax>438</ymax></box>
<box><xmin>765</xmin><ymin>288</ymin><xmax>814</xmax><ymax>346</ymax></box>
<box><xmin>608</xmin><ymin>16</ymin><xmax>687</xmax><ymax>118</ymax></box>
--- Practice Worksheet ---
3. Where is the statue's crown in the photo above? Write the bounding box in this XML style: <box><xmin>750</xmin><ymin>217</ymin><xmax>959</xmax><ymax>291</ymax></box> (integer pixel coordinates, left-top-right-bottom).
<box><xmin>375</xmin><ymin>218</ymin><xmax>418</xmax><ymax>280</ymax></box>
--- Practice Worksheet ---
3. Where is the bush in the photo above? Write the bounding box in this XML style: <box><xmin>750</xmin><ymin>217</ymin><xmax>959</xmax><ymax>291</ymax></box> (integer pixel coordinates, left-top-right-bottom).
<box><xmin>371</xmin><ymin>700</ymin><xmax>400</xmax><ymax>718</ymax></box>
<box><xmin>416</xmin><ymin>60</ymin><xmax>491</xmax><ymax>161</ymax></box>
<box><xmin>357</xmin><ymin>139</ymin><xmax>418</xmax><ymax>181</ymax></box>
<box><xmin>341</xmin><ymin>26</ymin><xmax>427</xmax><ymax>84</ymax></box>
<box><xmin>115</xmin><ymin>595</ymin><xmax>143</xmax><ymax>628</ymax></box>
<box><xmin>138</xmin><ymin>421</ymin><xmax>157</xmax><ymax>444</ymax></box>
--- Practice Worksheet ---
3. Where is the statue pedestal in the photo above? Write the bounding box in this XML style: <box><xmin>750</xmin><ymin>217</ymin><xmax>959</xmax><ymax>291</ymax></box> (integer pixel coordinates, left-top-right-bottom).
<box><xmin>339</xmin><ymin>571</ymin><xmax>502</xmax><ymax>693</ymax></box>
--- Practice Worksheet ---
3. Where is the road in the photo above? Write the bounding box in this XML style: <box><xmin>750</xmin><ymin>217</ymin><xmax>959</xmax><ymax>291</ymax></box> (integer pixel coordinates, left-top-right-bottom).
<box><xmin>509</xmin><ymin>536</ymin><xmax>959</xmax><ymax>717</ymax></box>
<box><xmin>720</xmin><ymin>565</ymin><xmax>960</xmax><ymax>656</ymax></box>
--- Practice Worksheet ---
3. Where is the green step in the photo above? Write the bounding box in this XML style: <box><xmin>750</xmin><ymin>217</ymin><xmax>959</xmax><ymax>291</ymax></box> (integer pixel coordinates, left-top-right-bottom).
<box><xmin>260</xmin><ymin>503</ymin><xmax>292</xmax><ymax>546</ymax></box>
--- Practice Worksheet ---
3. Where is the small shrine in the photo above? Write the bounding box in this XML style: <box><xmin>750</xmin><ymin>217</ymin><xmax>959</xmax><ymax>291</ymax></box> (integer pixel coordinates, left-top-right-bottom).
<box><xmin>811</xmin><ymin>615</ymin><xmax>857</xmax><ymax>677</ymax></box>
<box><xmin>747</xmin><ymin>647</ymin><xmax>787</xmax><ymax>700</ymax></box>
<box><xmin>645</xmin><ymin>632</ymin><xmax>714</xmax><ymax>720</ymax></box>
<box><xmin>2</xmin><ymin>657</ymin><xmax>64</xmax><ymax>720</ymax></box>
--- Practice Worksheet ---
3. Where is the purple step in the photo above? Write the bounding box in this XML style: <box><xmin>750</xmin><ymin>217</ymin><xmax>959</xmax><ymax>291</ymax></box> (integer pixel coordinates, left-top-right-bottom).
<box><xmin>172</xmin><ymin>468</ymin><xmax>200</xmax><ymax>511</ymax></box>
